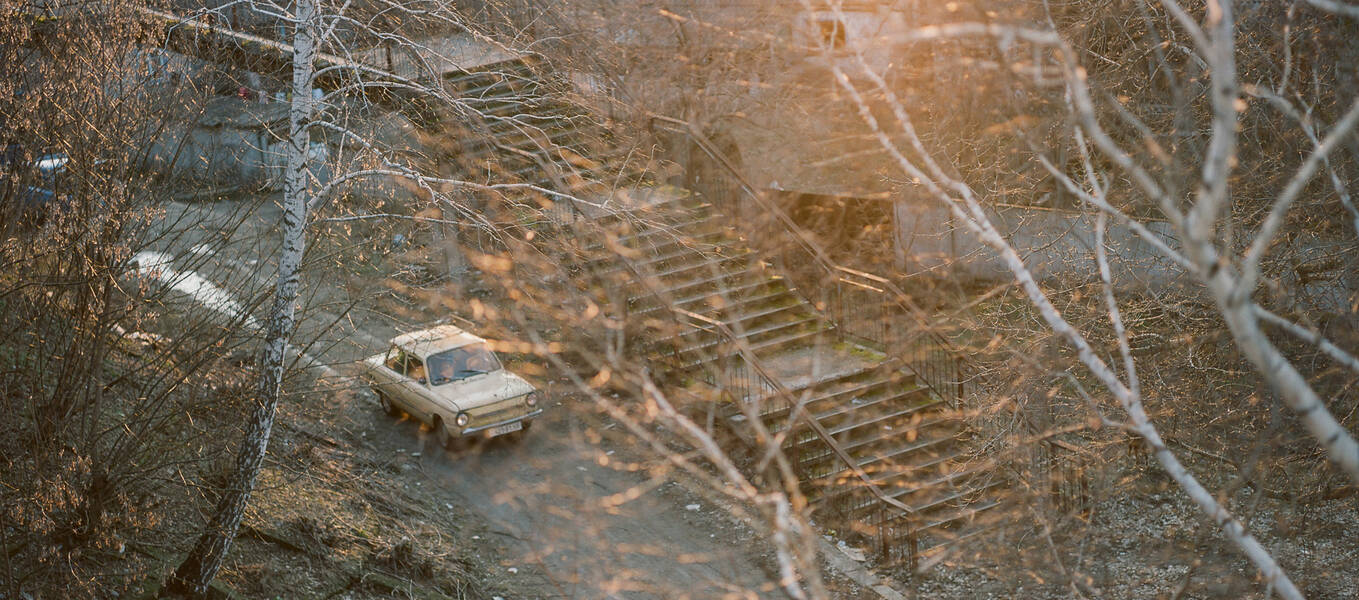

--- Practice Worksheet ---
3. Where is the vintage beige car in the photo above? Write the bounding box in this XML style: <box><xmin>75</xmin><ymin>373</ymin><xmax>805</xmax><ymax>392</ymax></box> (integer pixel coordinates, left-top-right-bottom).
<box><xmin>363</xmin><ymin>325</ymin><xmax>542</xmax><ymax>447</ymax></box>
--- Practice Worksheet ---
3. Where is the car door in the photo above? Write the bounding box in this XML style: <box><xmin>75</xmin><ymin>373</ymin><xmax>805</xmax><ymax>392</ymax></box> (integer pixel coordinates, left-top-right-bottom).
<box><xmin>369</xmin><ymin>345</ymin><xmax>407</xmax><ymax>405</ymax></box>
<box><xmin>394</xmin><ymin>352</ymin><xmax>437</xmax><ymax>422</ymax></box>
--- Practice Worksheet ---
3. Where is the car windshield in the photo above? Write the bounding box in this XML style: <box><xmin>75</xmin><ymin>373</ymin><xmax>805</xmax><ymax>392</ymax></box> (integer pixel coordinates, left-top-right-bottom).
<box><xmin>426</xmin><ymin>343</ymin><xmax>501</xmax><ymax>386</ymax></box>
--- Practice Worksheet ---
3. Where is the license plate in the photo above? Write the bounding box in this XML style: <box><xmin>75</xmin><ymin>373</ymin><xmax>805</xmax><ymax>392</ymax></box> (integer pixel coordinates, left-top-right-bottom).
<box><xmin>489</xmin><ymin>421</ymin><xmax>522</xmax><ymax>437</ymax></box>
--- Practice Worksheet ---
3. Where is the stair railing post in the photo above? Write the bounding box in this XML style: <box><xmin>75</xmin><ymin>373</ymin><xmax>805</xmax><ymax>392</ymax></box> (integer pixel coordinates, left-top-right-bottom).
<box><xmin>835</xmin><ymin>277</ymin><xmax>845</xmax><ymax>343</ymax></box>
<box><xmin>740</xmin><ymin>351</ymin><xmax>754</xmax><ymax>409</ymax></box>
<box><xmin>955</xmin><ymin>355</ymin><xmax>964</xmax><ymax>404</ymax></box>
<box><xmin>907</xmin><ymin>521</ymin><xmax>918</xmax><ymax>573</ymax></box>
<box><xmin>878</xmin><ymin>505</ymin><xmax>891</xmax><ymax>565</ymax></box>
<box><xmin>877</xmin><ymin>293</ymin><xmax>887</xmax><ymax>351</ymax></box>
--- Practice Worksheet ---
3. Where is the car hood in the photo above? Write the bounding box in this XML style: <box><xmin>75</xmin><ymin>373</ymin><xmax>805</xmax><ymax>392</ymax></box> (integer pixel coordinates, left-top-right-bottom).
<box><xmin>430</xmin><ymin>369</ymin><xmax>535</xmax><ymax>412</ymax></box>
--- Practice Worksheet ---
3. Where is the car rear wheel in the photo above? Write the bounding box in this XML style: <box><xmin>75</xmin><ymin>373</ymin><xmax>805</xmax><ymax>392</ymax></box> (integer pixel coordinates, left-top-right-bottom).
<box><xmin>376</xmin><ymin>390</ymin><xmax>399</xmax><ymax>416</ymax></box>
<box><xmin>433</xmin><ymin>416</ymin><xmax>456</xmax><ymax>450</ymax></box>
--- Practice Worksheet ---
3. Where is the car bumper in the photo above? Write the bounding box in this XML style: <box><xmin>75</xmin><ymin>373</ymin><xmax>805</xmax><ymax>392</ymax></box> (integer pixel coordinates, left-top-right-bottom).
<box><xmin>461</xmin><ymin>408</ymin><xmax>543</xmax><ymax>436</ymax></box>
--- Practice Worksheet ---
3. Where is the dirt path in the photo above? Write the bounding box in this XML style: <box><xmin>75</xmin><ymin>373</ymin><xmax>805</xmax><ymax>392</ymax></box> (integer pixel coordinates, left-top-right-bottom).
<box><xmin>367</xmin><ymin>401</ymin><xmax>782</xmax><ymax>599</ymax></box>
<box><xmin>152</xmin><ymin>197</ymin><xmax>786</xmax><ymax>599</ymax></box>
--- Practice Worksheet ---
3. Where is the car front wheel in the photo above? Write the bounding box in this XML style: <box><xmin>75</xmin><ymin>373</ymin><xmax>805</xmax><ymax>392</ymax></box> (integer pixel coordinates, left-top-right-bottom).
<box><xmin>376</xmin><ymin>390</ymin><xmax>400</xmax><ymax>416</ymax></box>
<box><xmin>433</xmin><ymin>416</ymin><xmax>456</xmax><ymax>450</ymax></box>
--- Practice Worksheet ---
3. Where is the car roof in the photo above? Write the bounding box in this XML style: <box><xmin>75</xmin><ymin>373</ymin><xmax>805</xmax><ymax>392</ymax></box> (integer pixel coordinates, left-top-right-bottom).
<box><xmin>392</xmin><ymin>325</ymin><xmax>485</xmax><ymax>358</ymax></box>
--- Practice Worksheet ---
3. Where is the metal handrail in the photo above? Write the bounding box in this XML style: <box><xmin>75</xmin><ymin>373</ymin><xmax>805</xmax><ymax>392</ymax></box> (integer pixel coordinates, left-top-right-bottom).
<box><xmin>833</xmin><ymin>265</ymin><xmax>979</xmax><ymax>375</ymax></box>
<box><xmin>670</xmin><ymin>307</ymin><xmax>917</xmax><ymax>517</ymax></box>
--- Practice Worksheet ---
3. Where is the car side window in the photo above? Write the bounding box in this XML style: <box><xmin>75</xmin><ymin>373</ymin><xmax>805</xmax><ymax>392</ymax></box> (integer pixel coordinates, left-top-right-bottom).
<box><xmin>406</xmin><ymin>355</ymin><xmax>426</xmax><ymax>382</ymax></box>
<box><xmin>385</xmin><ymin>346</ymin><xmax>402</xmax><ymax>372</ymax></box>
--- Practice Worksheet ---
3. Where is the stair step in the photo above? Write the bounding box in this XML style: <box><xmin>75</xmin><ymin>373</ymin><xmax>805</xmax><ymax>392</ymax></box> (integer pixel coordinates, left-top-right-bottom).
<box><xmin>804</xmin><ymin>385</ymin><xmax>903</xmax><ymax>424</ymax></box>
<box><xmin>627</xmin><ymin>255</ymin><xmax>758</xmax><ymax>305</ymax></box>
<box><xmin>722</xmin><ymin>296</ymin><xmax>812</xmax><ymax>324</ymax></box>
<box><xmin>470</xmin><ymin>97</ymin><xmax>558</xmax><ymax>119</ymax></box>
<box><xmin>851</xmin><ymin>473</ymin><xmax>1003</xmax><ymax>521</ymax></box>
<box><xmin>662</xmin><ymin>301</ymin><xmax>812</xmax><ymax>346</ymax></box>
<box><xmin>708</xmin><ymin>288</ymin><xmax>805</xmax><ymax>323</ymax></box>
<box><xmin>620</xmin><ymin>238</ymin><xmax>732</xmax><ymax>272</ymax></box>
<box><xmin>490</xmin><ymin>122</ymin><xmax>590</xmax><ymax>151</ymax></box>
<box><xmin>910</xmin><ymin>478</ymin><xmax>1004</xmax><ymax>517</ymax></box>
<box><xmin>444</xmin><ymin>59</ymin><xmax>538</xmax><ymax>86</ymax></box>
<box><xmin>673</xmin><ymin>315</ymin><xmax>820</xmax><ymax>360</ymax></box>
<box><xmin>788</xmin><ymin>385</ymin><xmax>934</xmax><ymax>442</ymax></box>
<box><xmin>626</xmin><ymin>213</ymin><xmax>727</xmax><ymax>241</ymax></box>
<box><xmin>763</xmin><ymin>366</ymin><xmax>888</xmax><ymax>426</ymax></box>
<box><xmin>604</xmin><ymin>214</ymin><xmax>724</xmax><ymax>249</ymax></box>
<box><xmin>820</xmin><ymin>393</ymin><xmax>941</xmax><ymax>437</ymax></box>
<box><xmin>483</xmin><ymin>106</ymin><xmax>581</xmax><ymax>131</ymax></box>
<box><xmin>797</xmin><ymin>415</ymin><xmax>954</xmax><ymax>467</ymax></box>
<box><xmin>747</xmin><ymin>326</ymin><xmax>827</xmax><ymax>358</ymax></box>
<box><xmin>696</xmin><ymin>280</ymin><xmax>791</xmax><ymax>307</ymax></box>
<box><xmin>613</xmin><ymin>211</ymin><xmax>722</xmax><ymax>244</ymax></box>
<box><xmin>637</xmin><ymin>197</ymin><xmax>713</xmax><ymax>219</ymax></box>
<box><xmin>458</xmin><ymin>87</ymin><xmax>543</xmax><ymax>112</ymax></box>
<box><xmin>461</xmin><ymin>94</ymin><xmax>545</xmax><ymax>114</ymax></box>
<box><xmin>663</xmin><ymin>277</ymin><xmax>787</xmax><ymax>313</ymax></box>
<box><xmin>456</xmin><ymin>74</ymin><xmax>542</xmax><ymax>99</ymax></box>
<box><xmin>473</xmin><ymin>130</ymin><xmax>590</xmax><ymax>164</ymax></box>
<box><xmin>808</xmin><ymin>442</ymin><xmax>963</xmax><ymax>505</ymax></box>
<box><xmin>875</xmin><ymin>462</ymin><xmax>996</xmax><ymax>509</ymax></box>
<box><xmin>463</xmin><ymin>133</ymin><xmax>587</xmax><ymax>166</ymax></box>
<box><xmin>580</xmin><ymin>226</ymin><xmax>728</xmax><ymax>270</ymax></box>
<box><xmin>649</xmin><ymin>250</ymin><xmax>753</xmax><ymax>285</ymax></box>
<box><xmin>589</xmin><ymin>199</ymin><xmax>722</xmax><ymax>236</ymax></box>
<box><xmin>678</xmin><ymin>325</ymin><xmax>826</xmax><ymax>372</ymax></box>
<box><xmin>806</xmin><ymin>434</ymin><xmax>955</xmax><ymax>491</ymax></box>
<box><xmin>859</xmin><ymin>433</ymin><xmax>963</xmax><ymax>473</ymax></box>
<box><xmin>502</xmin><ymin>157</ymin><xmax>565</xmax><ymax>182</ymax></box>
<box><xmin>771</xmin><ymin>373</ymin><xmax>925</xmax><ymax>430</ymax></box>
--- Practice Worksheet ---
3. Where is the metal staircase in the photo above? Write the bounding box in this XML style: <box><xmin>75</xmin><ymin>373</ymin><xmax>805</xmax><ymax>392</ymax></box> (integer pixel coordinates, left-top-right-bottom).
<box><xmin>572</xmin><ymin>187</ymin><xmax>1004</xmax><ymax>570</ymax></box>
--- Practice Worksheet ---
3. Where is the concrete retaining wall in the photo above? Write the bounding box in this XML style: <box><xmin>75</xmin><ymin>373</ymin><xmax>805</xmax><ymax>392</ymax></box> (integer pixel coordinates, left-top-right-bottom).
<box><xmin>892</xmin><ymin>199</ymin><xmax>1189</xmax><ymax>290</ymax></box>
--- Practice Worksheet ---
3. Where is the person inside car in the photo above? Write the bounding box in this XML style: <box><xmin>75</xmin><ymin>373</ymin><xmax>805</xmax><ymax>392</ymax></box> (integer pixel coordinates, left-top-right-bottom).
<box><xmin>433</xmin><ymin>358</ymin><xmax>458</xmax><ymax>385</ymax></box>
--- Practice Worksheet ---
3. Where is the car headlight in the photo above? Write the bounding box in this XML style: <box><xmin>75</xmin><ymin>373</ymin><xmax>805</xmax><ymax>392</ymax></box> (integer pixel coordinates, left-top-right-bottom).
<box><xmin>525</xmin><ymin>391</ymin><xmax>539</xmax><ymax>408</ymax></box>
<box><xmin>455</xmin><ymin>412</ymin><xmax>470</xmax><ymax>427</ymax></box>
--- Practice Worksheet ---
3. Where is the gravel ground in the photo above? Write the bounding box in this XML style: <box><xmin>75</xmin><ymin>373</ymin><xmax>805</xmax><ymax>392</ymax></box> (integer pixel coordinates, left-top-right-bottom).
<box><xmin>908</xmin><ymin>474</ymin><xmax>1358</xmax><ymax>599</ymax></box>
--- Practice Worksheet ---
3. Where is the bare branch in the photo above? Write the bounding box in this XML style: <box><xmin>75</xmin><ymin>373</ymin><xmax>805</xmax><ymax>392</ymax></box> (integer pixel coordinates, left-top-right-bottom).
<box><xmin>1304</xmin><ymin>0</ymin><xmax>1359</xmax><ymax>17</ymax></box>
<box><xmin>1239</xmin><ymin>96</ymin><xmax>1359</xmax><ymax>293</ymax></box>
<box><xmin>1255</xmin><ymin>306</ymin><xmax>1359</xmax><ymax>376</ymax></box>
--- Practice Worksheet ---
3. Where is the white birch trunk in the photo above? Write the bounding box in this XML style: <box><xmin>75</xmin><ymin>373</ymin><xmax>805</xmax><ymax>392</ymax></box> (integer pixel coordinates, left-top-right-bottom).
<box><xmin>163</xmin><ymin>0</ymin><xmax>318</xmax><ymax>595</ymax></box>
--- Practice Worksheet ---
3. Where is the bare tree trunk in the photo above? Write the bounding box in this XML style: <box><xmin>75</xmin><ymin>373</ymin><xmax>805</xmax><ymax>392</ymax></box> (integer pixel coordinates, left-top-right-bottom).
<box><xmin>162</xmin><ymin>1</ymin><xmax>318</xmax><ymax>596</ymax></box>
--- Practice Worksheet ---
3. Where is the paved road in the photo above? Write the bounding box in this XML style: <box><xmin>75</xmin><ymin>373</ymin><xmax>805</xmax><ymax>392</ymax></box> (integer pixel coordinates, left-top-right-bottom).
<box><xmin>152</xmin><ymin>197</ymin><xmax>785</xmax><ymax>599</ymax></box>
